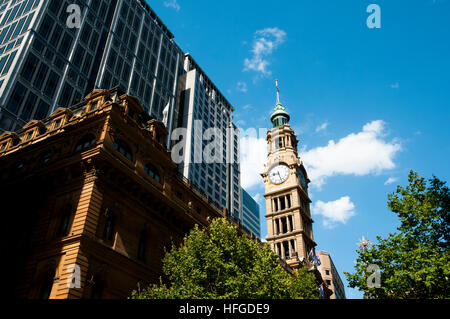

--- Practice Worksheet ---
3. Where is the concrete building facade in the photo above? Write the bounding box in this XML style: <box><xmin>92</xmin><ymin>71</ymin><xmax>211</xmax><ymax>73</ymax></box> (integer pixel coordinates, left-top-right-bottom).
<box><xmin>174</xmin><ymin>54</ymin><xmax>242</xmax><ymax>221</ymax></box>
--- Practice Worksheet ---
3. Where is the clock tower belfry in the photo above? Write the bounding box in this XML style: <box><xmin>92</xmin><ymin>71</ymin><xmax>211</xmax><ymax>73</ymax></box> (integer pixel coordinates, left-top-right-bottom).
<box><xmin>261</xmin><ymin>81</ymin><xmax>316</xmax><ymax>269</ymax></box>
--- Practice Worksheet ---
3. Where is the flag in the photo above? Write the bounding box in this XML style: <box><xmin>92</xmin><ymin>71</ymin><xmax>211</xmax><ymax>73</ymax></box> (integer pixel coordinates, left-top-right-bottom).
<box><xmin>315</xmin><ymin>255</ymin><xmax>321</xmax><ymax>266</ymax></box>
<box><xmin>308</xmin><ymin>249</ymin><xmax>314</xmax><ymax>262</ymax></box>
<box><xmin>318</xmin><ymin>284</ymin><xmax>325</xmax><ymax>299</ymax></box>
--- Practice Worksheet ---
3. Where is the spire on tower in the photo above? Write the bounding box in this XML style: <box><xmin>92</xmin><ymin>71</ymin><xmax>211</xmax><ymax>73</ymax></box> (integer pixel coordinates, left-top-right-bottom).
<box><xmin>276</xmin><ymin>79</ymin><xmax>280</xmax><ymax>104</ymax></box>
<box><xmin>271</xmin><ymin>79</ymin><xmax>290</xmax><ymax>127</ymax></box>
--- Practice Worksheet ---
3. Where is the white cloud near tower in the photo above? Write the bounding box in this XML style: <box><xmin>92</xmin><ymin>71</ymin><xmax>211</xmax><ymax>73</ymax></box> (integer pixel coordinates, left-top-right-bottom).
<box><xmin>312</xmin><ymin>196</ymin><xmax>356</xmax><ymax>228</ymax></box>
<box><xmin>244</xmin><ymin>27</ymin><xmax>287</xmax><ymax>76</ymax></box>
<box><xmin>164</xmin><ymin>0</ymin><xmax>180</xmax><ymax>11</ymax></box>
<box><xmin>240</xmin><ymin>120</ymin><xmax>401</xmax><ymax>190</ymax></box>
<box><xmin>302</xmin><ymin>120</ymin><xmax>401</xmax><ymax>188</ymax></box>
<box><xmin>240</xmin><ymin>135</ymin><xmax>268</xmax><ymax>189</ymax></box>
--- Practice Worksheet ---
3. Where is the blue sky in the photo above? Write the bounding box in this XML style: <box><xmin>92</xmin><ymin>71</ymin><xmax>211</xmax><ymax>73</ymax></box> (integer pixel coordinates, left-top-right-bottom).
<box><xmin>148</xmin><ymin>0</ymin><xmax>450</xmax><ymax>298</ymax></box>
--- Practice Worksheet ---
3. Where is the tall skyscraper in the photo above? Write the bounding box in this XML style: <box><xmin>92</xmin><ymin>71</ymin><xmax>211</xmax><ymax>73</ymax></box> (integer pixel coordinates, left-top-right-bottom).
<box><xmin>0</xmin><ymin>0</ymin><xmax>244</xmax><ymax>219</ymax></box>
<box><xmin>174</xmin><ymin>54</ymin><xmax>242</xmax><ymax>219</ymax></box>
<box><xmin>241</xmin><ymin>188</ymin><xmax>261</xmax><ymax>240</ymax></box>
<box><xmin>0</xmin><ymin>0</ymin><xmax>183</xmax><ymax>134</ymax></box>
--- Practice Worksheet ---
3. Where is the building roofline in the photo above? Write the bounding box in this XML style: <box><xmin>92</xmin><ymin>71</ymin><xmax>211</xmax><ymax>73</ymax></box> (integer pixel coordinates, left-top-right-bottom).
<box><xmin>138</xmin><ymin>0</ymin><xmax>175</xmax><ymax>39</ymax></box>
<box><xmin>184</xmin><ymin>53</ymin><xmax>235</xmax><ymax>112</ymax></box>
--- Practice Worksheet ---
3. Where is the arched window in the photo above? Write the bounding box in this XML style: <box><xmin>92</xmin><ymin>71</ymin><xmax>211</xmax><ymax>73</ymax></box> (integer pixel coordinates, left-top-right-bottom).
<box><xmin>145</xmin><ymin>163</ymin><xmax>161</xmax><ymax>183</ymax></box>
<box><xmin>58</xmin><ymin>204</ymin><xmax>73</xmax><ymax>237</ymax></box>
<box><xmin>74</xmin><ymin>134</ymin><xmax>96</xmax><ymax>152</ymax></box>
<box><xmin>137</xmin><ymin>230</ymin><xmax>147</xmax><ymax>262</ymax></box>
<box><xmin>113</xmin><ymin>139</ymin><xmax>133</xmax><ymax>161</ymax></box>
<box><xmin>103</xmin><ymin>211</ymin><xmax>115</xmax><ymax>242</ymax></box>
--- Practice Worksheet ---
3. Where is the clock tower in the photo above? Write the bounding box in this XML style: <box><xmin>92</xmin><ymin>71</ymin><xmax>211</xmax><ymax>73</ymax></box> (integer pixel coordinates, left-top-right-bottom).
<box><xmin>262</xmin><ymin>81</ymin><xmax>316</xmax><ymax>270</ymax></box>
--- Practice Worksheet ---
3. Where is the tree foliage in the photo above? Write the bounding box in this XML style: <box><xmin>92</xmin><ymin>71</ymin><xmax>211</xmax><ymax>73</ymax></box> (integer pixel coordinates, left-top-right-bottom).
<box><xmin>131</xmin><ymin>218</ymin><xmax>320</xmax><ymax>299</ymax></box>
<box><xmin>345</xmin><ymin>171</ymin><xmax>450</xmax><ymax>299</ymax></box>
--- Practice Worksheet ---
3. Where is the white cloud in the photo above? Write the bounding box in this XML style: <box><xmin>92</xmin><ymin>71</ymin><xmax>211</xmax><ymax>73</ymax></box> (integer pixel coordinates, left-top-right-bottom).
<box><xmin>312</xmin><ymin>196</ymin><xmax>356</xmax><ymax>228</ymax></box>
<box><xmin>237</xmin><ymin>82</ymin><xmax>248</xmax><ymax>93</ymax></box>
<box><xmin>244</xmin><ymin>27</ymin><xmax>286</xmax><ymax>76</ymax></box>
<box><xmin>390</xmin><ymin>82</ymin><xmax>399</xmax><ymax>89</ymax></box>
<box><xmin>384</xmin><ymin>177</ymin><xmax>398</xmax><ymax>185</ymax></box>
<box><xmin>240</xmin><ymin>136</ymin><xmax>268</xmax><ymax>189</ymax></box>
<box><xmin>164</xmin><ymin>0</ymin><xmax>180</xmax><ymax>11</ymax></box>
<box><xmin>252</xmin><ymin>193</ymin><xmax>262</xmax><ymax>203</ymax></box>
<box><xmin>302</xmin><ymin>120</ymin><xmax>401</xmax><ymax>188</ymax></box>
<box><xmin>315</xmin><ymin>122</ymin><xmax>329</xmax><ymax>133</ymax></box>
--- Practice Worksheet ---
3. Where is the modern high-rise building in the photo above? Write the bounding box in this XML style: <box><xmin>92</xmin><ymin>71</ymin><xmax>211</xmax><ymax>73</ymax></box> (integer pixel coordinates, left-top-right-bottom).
<box><xmin>0</xmin><ymin>0</ymin><xmax>183</xmax><ymax>134</ymax></box>
<box><xmin>316</xmin><ymin>251</ymin><xmax>346</xmax><ymax>299</ymax></box>
<box><xmin>174</xmin><ymin>54</ymin><xmax>242</xmax><ymax>219</ymax></box>
<box><xmin>0</xmin><ymin>0</ymin><xmax>244</xmax><ymax>220</ymax></box>
<box><xmin>241</xmin><ymin>188</ymin><xmax>261</xmax><ymax>240</ymax></box>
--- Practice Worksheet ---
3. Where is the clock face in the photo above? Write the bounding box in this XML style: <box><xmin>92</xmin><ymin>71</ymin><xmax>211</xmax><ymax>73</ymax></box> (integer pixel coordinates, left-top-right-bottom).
<box><xmin>269</xmin><ymin>164</ymin><xmax>290</xmax><ymax>185</ymax></box>
<box><xmin>297</xmin><ymin>168</ymin><xmax>307</xmax><ymax>189</ymax></box>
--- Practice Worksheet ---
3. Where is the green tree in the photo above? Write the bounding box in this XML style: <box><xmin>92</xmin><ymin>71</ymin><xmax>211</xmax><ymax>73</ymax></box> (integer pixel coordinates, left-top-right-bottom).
<box><xmin>345</xmin><ymin>171</ymin><xmax>450</xmax><ymax>299</ymax></box>
<box><xmin>131</xmin><ymin>218</ymin><xmax>320</xmax><ymax>299</ymax></box>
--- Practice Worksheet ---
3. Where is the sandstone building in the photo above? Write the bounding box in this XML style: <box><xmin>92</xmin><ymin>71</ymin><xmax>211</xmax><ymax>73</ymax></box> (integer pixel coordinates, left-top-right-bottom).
<box><xmin>261</xmin><ymin>83</ymin><xmax>332</xmax><ymax>298</ymax></box>
<box><xmin>0</xmin><ymin>87</ymin><xmax>232</xmax><ymax>299</ymax></box>
<box><xmin>262</xmin><ymin>85</ymin><xmax>315</xmax><ymax>268</ymax></box>
<box><xmin>317</xmin><ymin>251</ymin><xmax>346</xmax><ymax>299</ymax></box>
